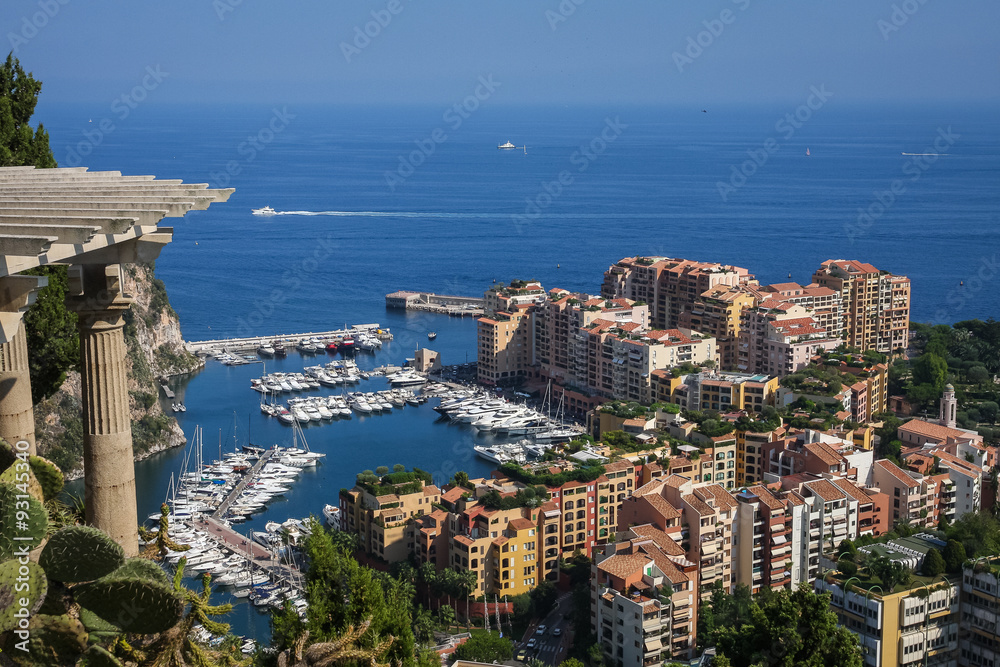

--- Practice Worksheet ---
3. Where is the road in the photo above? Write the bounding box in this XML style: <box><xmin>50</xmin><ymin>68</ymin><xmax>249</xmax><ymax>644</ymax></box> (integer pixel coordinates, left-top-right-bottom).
<box><xmin>514</xmin><ymin>591</ymin><xmax>575</xmax><ymax>666</ymax></box>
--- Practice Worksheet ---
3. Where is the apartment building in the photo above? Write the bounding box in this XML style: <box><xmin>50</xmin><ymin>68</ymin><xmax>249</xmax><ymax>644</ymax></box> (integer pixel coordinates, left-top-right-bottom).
<box><xmin>483</xmin><ymin>280</ymin><xmax>547</xmax><ymax>315</ymax></box>
<box><xmin>873</xmin><ymin>459</ymin><xmax>935</xmax><ymax>529</ymax></box>
<box><xmin>816</xmin><ymin>576</ymin><xmax>959</xmax><ymax>667</ymax></box>
<box><xmin>670</xmin><ymin>370</ymin><xmax>779</xmax><ymax>414</ymax></box>
<box><xmin>811</xmin><ymin>259</ymin><xmax>911</xmax><ymax>354</ymax></box>
<box><xmin>477</xmin><ymin>304</ymin><xmax>534</xmax><ymax>385</ymax></box>
<box><xmin>960</xmin><ymin>559</ymin><xmax>1000</xmax><ymax>667</ymax></box>
<box><xmin>601</xmin><ymin>256</ymin><xmax>753</xmax><ymax>330</ymax></box>
<box><xmin>734</xmin><ymin>485</ymin><xmax>810</xmax><ymax>594</ymax></box>
<box><xmin>592</xmin><ymin>525</ymin><xmax>699</xmax><ymax>662</ymax></box>
<box><xmin>678</xmin><ymin>284</ymin><xmax>758</xmax><ymax>370</ymax></box>
<box><xmin>759</xmin><ymin>281</ymin><xmax>843</xmax><ymax>337</ymax></box>
<box><xmin>339</xmin><ymin>479</ymin><xmax>442</xmax><ymax>563</ymax></box>
<box><xmin>738</xmin><ymin>300</ymin><xmax>841</xmax><ymax>377</ymax></box>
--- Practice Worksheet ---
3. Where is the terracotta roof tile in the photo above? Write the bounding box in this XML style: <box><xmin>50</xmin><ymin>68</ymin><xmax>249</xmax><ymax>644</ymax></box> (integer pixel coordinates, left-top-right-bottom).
<box><xmin>604</xmin><ymin>460</ymin><xmax>635</xmax><ymax>473</ymax></box>
<box><xmin>803</xmin><ymin>478</ymin><xmax>847</xmax><ymax>503</ymax></box>
<box><xmin>830</xmin><ymin>478</ymin><xmax>871</xmax><ymax>505</ymax></box>
<box><xmin>746</xmin><ymin>485</ymin><xmax>783</xmax><ymax>511</ymax></box>
<box><xmin>682</xmin><ymin>493</ymin><xmax>714</xmax><ymax>517</ymax></box>
<box><xmin>644</xmin><ymin>494</ymin><xmax>682</xmax><ymax>521</ymax></box>
<box><xmin>899</xmin><ymin>419</ymin><xmax>982</xmax><ymax>443</ymax></box>
<box><xmin>695</xmin><ymin>485</ymin><xmax>738</xmax><ymax>511</ymax></box>
<box><xmin>597</xmin><ymin>553</ymin><xmax>651</xmax><ymax>580</ymax></box>
<box><xmin>629</xmin><ymin>525</ymin><xmax>687</xmax><ymax>556</ymax></box>
<box><xmin>507</xmin><ymin>518</ymin><xmax>535</xmax><ymax>531</ymax></box>
<box><xmin>875</xmin><ymin>459</ymin><xmax>921</xmax><ymax>488</ymax></box>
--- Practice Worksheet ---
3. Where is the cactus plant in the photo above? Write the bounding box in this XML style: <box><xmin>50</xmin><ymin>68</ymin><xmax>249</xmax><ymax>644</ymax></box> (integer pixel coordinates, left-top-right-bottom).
<box><xmin>139</xmin><ymin>503</ymin><xmax>191</xmax><ymax>560</ymax></box>
<box><xmin>0</xmin><ymin>481</ymin><xmax>48</xmax><ymax>559</ymax></box>
<box><xmin>74</xmin><ymin>575</ymin><xmax>184</xmax><ymax>634</ymax></box>
<box><xmin>0</xmin><ymin>437</ymin><xmax>15</xmax><ymax>471</ymax></box>
<box><xmin>79</xmin><ymin>644</ymin><xmax>124</xmax><ymax>667</ymax></box>
<box><xmin>27</xmin><ymin>454</ymin><xmax>64</xmax><ymax>502</ymax></box>
<box><xmin>39</xmin><ymin>525</ymin><xmax>126</xmax><ymax>583</ymax></box>
<box><xmin>108</xmin><ymin>556</ymin><xmax>171</xmax><ymax>585</ymax></box>
<box><xmin>6</xmin><ymin>613</ymin><xmax>89</xmax><ymax>666</ymax></box>
<box><xmin>0</xmin><ymin>558</ymin><xmax>47</xmax><ymax>633</ymax></box>
<box><xmin>0</xmin><ymin>459</ymin><xmax>44</xmax><ymax>503</ymax></box>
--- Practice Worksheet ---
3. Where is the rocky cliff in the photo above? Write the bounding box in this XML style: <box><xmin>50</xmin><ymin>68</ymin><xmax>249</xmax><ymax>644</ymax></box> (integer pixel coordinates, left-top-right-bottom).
<box><xmin>33</xmin><ymin>262</ymin><xmax>202</xmax><ymax>479</ymax></box>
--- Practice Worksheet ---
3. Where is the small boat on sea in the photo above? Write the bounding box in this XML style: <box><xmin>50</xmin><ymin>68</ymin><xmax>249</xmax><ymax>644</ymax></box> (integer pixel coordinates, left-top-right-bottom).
<box><xmin>427</xmin><ymin>332</ymin><xmax>437</xmax><ymax>340</ymax></box>
<box><xmin>498</xmin><ymin>141</ymin><xmax>516</xmax><ymax>150</ymax></box>
<box><xmin>252</xmin><ymin>206</ymin><xmax>276</xmax><ymax>216</ymax></box>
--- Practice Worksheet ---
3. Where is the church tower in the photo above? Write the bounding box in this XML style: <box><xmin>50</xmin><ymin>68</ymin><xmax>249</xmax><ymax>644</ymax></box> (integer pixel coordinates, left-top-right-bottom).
<box><xmin>939</xmin><ymin>383</ymin><xmax>957</xmax><ymax>429</ymax></box>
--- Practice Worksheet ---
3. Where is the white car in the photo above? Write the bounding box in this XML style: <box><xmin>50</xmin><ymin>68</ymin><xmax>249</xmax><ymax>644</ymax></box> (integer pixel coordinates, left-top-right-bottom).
<box><xmin>535</xmin><ymin>625</ymin><xmax>547</xmax><ymax>636</ymax></box>
<box><xmin>526</xmin><ymin>638</ymin><xmax>537</xmax><ymax>649</ymax></box>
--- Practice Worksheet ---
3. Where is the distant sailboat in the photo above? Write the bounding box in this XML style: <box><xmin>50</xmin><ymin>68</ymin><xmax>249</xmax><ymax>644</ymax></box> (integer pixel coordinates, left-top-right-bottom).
<box><xmin>806</xmin><ymin>148</ymin><xmax>811</xmax><ymax>156</ymax></box>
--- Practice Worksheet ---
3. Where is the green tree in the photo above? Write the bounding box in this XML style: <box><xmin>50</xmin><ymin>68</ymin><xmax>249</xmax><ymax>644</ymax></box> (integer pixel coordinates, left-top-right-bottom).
<box><xmin>711</xmin><ymin>584</ymin><xmax>861</xmax><ymax>667</ymax></box>
<box><xmin>943</xmin><ymin>539</ymin><xmax>967</xmax><ymax>573</ymax></box>
<box><xmin>22</xmin><ymin>266</ymin><xmax>80</xmax><ymax>403</ymax></box>
<box><xmin>393</xmin><ymin>463</ymin><xmax>406</xmax><ymax>473</ymax></box>
<box><xmin>453</xmin><ymin>631</ymin><xmax>513</xmax><ymax>663</ymax></box>
<box><xmin>558</xmin><ymin>659</ymin><xmax>585</xmax><ymax>667</ymax></box>
<box><xmin>923</xmin><ymin>548</ymin><xmax>946</xmax><ymax>577</ymax></box>
<box><xmin>530</xmin><ymin>580</ymin><xmax>559</xmax><ymax>617</ymax></box>
<box><xmin>838</xmin><ymin>558</ymin><xmax>858</xmax><ymax>578</ymax></box>
<box><xmin>0</xmin><ymin>54</ymin><xmax>56</xmax><ymax>167</ymax></box>
<box><xmin>912</xmin><ymin>353</ymin><xmax>948</xmax><ymax>392</ymax></box>
<box><xmin>376</xmin><ymin>465</ymin><xmax>390</xmax><ymax>476</ymax></box>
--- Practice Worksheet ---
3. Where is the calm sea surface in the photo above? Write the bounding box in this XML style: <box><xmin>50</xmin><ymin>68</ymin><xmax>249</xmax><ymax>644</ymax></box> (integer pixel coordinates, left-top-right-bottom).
<box><xmin>45</xmin><ymin>102</ymin><xmax>1000</xmax><ymax>641</ymax></box>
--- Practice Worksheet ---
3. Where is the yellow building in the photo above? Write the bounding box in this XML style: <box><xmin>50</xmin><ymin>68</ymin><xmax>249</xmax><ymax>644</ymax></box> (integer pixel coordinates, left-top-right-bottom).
<box><xmin>490</xmin><ymin>517</ymin><xmax>539</xmax><ymax>596</ymax></box>
<box><xmin>678</xmin><ymin>284</ymin><xmax>757</xmax><ymax>370</ymax></box>
<box><xmin>476</xmin><ymin>305</ymin><xmax>535</xmax><ymax>385</ymax></box>
<box><xmin>816</xmin><ymin>576</ymin><xmax>959</xmax><ymax>667</ymax></box>
<box><xmin>339</xmin><ymin>475</ymin><xmax>441</xmax><ymax>563</ymax></box>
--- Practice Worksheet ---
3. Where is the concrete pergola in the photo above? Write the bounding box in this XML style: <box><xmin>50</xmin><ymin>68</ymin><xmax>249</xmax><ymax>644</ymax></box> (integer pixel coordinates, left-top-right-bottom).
<box><xmin>0</xmin><ymin>166</ymin><xmax>232</xmax><ymax>555</ymax></box>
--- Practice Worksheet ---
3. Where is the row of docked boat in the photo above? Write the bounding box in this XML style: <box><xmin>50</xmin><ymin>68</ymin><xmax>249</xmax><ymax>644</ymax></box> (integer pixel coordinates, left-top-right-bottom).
<box><xmin>432</xmin><ymin>390</ymin><xmax>581</xmax><ymax>442</ymax></box>
<box><xmin>250</xmin><ymin>362</ymin><xmax>368</xmax><ymax>394</ymax></box>
<box><xmin>261</xmin><ymin>389</ymin><xmax>427</xmax><ymax>424</ymax></box>
<box><xmin>149</xmin><ymin>520</ymin><xmax>308</xmax><ymax>621</ymax></box>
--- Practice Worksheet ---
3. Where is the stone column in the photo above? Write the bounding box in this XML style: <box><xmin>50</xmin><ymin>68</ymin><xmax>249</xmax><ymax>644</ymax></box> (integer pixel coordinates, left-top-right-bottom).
<box><xmin>66</xmin><ymin>263</ymin><xmax>138</xmax><ymax>556</ymax></box>
<box><xmin>0</xmin><ymin>321</ymin><xmax>36</xmax><ymax>454</ymax></box>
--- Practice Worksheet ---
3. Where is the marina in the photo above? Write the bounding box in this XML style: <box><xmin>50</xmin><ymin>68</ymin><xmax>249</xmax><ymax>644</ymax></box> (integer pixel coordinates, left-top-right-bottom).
<box><xmin>184</xmin><ymin>324</ymin><xmax>394</xmax><ymax>359</ymax></box>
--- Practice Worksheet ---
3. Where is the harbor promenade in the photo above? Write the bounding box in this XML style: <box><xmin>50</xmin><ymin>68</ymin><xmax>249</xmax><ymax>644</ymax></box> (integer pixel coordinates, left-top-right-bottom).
<box><xmin>211</xmin><ymin>448</ymin><xmax>275</xmax><ymax>519</ymax></box>
<box><xmin>385</xmin><ymin>290</ymin><xmax>484</xmax><ymax>317</ymax></box>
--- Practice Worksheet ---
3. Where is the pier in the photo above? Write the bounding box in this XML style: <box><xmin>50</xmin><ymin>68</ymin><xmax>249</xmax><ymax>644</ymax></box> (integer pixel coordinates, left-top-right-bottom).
<box><xmin>386</xmin><ymin>290</ymin><xmax>484</xmax><ymax>317</ymax></box>
<box><xmin>211</xmin><ymin>448</ymin><xmax>275</xmax><ymax>520</ymax></box>
<box><xmin>184</xmin><ymin>324</ymin><xmax>392</xmax><ymax>356</ymax></box>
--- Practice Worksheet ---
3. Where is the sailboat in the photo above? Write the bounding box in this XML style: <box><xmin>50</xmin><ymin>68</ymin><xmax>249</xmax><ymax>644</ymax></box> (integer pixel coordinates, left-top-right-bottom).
<box><xmin>806</xmin><ymin>148</ymin><xmax>811</xmax><ymax>156</ymax></box>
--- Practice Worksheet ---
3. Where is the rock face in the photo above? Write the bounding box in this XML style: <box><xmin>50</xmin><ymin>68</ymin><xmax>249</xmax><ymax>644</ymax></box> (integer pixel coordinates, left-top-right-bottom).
<box><xmin>33</xmin><ymin>263</ymin><xmax>201</xmax><ymax>479</ymax></box>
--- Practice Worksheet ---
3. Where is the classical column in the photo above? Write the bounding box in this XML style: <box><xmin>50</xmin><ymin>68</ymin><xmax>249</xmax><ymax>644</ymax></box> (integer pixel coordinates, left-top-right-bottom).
<box><xmin>0</xmin><ymin>321</ymin><xmax>36</xmax><ymax>454</ymax></box>
<box><xmin>66</xmin><ymin>263</ymin><xmax>138</xmax><ymax>556</ymax></box>
<box><xmin>0</xmin><ymin>275</ymin><xmax>48</xmax><ymax>455</ymax></box>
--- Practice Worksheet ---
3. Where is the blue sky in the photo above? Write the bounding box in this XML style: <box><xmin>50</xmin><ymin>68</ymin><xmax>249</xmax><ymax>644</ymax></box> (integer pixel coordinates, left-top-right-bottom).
<box><xmin>4</xmin><ymin>0</ymin><xmax>998</xmax><ymax>107</ymax></box>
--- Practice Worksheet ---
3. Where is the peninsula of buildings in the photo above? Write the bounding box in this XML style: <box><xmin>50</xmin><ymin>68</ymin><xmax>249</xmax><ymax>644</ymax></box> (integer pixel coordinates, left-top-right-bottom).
<box><xmin>339</xmin><ymin>257</ymin><xmax>1000</xmax><ymax>666</ymax></box>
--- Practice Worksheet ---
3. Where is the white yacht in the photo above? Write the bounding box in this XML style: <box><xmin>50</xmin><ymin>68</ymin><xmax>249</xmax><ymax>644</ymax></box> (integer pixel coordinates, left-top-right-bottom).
<box><xmin>252</xmin><ymin>206</ymin><xmax>277</xmax><ymax>216</ymax></box>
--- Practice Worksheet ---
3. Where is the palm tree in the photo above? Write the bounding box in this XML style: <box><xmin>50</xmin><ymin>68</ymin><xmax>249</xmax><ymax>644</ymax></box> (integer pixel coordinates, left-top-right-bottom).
<box><xmin>457</xmin><ymin>570</ymin><xmax>477</xmax><ymax>625</ymax></box>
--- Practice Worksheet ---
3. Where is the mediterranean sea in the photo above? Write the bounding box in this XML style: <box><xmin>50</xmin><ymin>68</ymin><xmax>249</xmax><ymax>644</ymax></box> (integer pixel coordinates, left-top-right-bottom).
<box><xmin>43</xmin><ymin>101</ymin><xmax>1000</xmax><ymax>642</ymax></box>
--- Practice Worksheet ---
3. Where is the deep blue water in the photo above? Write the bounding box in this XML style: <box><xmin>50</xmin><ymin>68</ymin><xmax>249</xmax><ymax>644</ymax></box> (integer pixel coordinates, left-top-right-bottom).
<box><xmin>45</xmin><ymin>102</ymin><xmax>1000</xmax><ymax>642</ymax></box>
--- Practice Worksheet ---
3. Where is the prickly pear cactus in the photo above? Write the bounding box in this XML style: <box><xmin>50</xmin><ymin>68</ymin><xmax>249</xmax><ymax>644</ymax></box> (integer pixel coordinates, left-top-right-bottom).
<box><xmin>39</xmin><ymin>525</ymin><xmax>126</xmax><ymax>583</ymax></box>
<box><xmin>6</xmin><ymin>613</ymin><xmax>89</xmax><ymax>666</ymax></box>
<box><xmin>0</xmin><ymin>481</ymin><xmax>48</xmax><ymax>559</ymax></box>
<box><xmin>0</xmin><ymin>559</ymin><xmax>47</xmax><ymax>633</ymax></box>
<box><xmin>79</xmin><ymin>644</ymin><xmax>124</xmax><ymax>667</ymax></box>
<box><xmin>0</xmin><ymin>437</ymin><xmax>15</xmax><ymax>472</ymax></box>
<box><xmin>107</xmin><ymin>557</ymin><xmax>171</xmax><ymax>585</ymax></box>
<box><xmin>0</xmin><ymin>460</ymin><xmax>44</xmax><ymax>503</ymax></box>
<box><xmin>27</xmin><ymin>454</ymin><xmax>64</xmax><ymax>502</ymax></box>
<box><xmin>74</xmin><ymin>576</ymin><xmax>184</xmax><ymax>634</ymax></box>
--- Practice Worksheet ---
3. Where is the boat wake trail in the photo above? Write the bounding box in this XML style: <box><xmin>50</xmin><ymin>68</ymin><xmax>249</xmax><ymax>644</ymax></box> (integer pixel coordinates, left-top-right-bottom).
<box><xmin>273</xmin><ymin>210</ymin><xmax>666</xmax><ymax>219</ymax></box>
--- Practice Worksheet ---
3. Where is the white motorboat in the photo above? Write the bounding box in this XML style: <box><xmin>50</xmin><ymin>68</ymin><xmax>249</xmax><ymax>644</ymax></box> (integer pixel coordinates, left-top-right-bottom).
<box><xmin>252</xmin><ymin>206</ymin><xmax>277</xmax><ymax>216</ymax></box>
<box><xmin>323</xmin><ymin>503</ymin><xmax>341</xmax><ymax>529</ymax></box>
